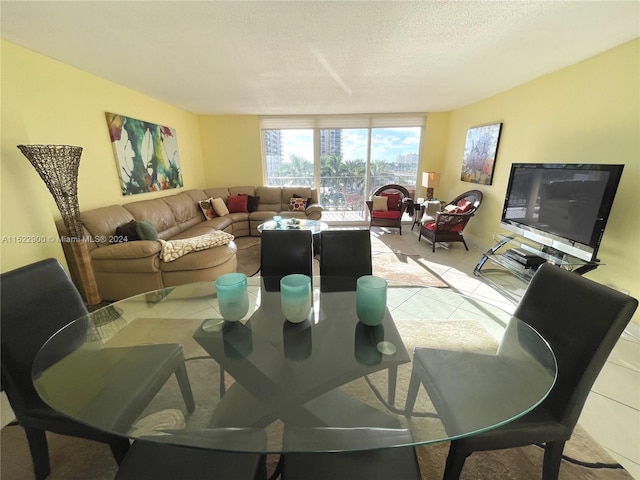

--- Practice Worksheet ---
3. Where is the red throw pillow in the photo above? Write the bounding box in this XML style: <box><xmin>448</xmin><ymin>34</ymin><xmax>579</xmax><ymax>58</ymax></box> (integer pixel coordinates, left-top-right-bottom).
<box><xmin>456</xmin><ymin>200</ymin><xmax>473</xmax><ymax>213</ymax></box>
<box><xmin>228</xmin><ymin>194</ymin><xmax>248</xmax><ymax>213</ymax></box>
<box><xmin>381</xmin><ymin>192</ymin><xmax>401</xmax><ymax>210</ymax></box>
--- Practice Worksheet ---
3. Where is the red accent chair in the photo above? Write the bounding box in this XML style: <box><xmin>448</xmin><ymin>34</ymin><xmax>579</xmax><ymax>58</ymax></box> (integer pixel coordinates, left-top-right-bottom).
<box><xmin>418</xmin><ymin>190</ymin><xmax>483</xmax><ymax>252</ymax></box>
<box><xmin>366</xmin><ymin>184</ymin><xmax>413</xmax><ymax>235</ymax></box>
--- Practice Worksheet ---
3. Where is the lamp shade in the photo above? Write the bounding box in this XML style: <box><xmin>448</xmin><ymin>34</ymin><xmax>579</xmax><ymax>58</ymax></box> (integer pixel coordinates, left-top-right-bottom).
<box><xmin>422</xmin><ymin>172</ymin><xmax>441</xmax><ymax>188</ymax></box>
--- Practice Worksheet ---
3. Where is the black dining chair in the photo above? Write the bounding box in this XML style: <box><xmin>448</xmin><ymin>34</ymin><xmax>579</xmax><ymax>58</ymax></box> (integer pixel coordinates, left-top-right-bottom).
<box><xmin>319</xmin><ymin>229</ymin><xmax>372</xmax><ymax>292</ymax></box>
<box><xmin>115</xmin><ymin>429</ymin><xmax>267</xmax><ymax>480</ymax></box>
<box><xmin>0</xmin><ymin>259</ymin><xmax>196</xmax><ymax>480</ymax></box>
<box><xmin>260</xmin><ymin>229</ymin><xmax>313</xmax><ymax>291</ymax></box>
<box><xmin>405</xmin><ymin>263</ymin><xmax>638</xmax><ymax>480</ymax></box>
<box><xmin>281</xmin><ymin>427</ymin><xmax>422</xmax><ymax>480</ymax></box>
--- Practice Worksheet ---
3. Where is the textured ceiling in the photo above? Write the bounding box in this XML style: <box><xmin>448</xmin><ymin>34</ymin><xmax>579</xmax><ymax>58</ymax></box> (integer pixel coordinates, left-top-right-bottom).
<box><xmin>1</xmin><ymin>1</ymin><xmax>638</xmax><ymax>115</ymax></box>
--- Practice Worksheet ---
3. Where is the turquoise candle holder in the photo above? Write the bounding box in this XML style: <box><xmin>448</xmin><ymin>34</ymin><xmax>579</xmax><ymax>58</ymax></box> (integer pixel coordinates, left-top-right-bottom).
<box><xmin>356</xmin><ymin>275</ymin><xmax>388</xmax><ymax>326</ymax></box>
<box><xmin>215</xmin><ymin>272</ymin><xmax>249</xmax><ymax>322</ymax></box>
<box><xmin>280</xmin><ymin>274</ymin><xmax>312</xmax><ymax>323</ymax></box>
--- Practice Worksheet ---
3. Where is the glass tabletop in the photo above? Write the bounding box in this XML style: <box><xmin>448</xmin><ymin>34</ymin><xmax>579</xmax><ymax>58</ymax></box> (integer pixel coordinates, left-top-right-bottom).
<box><xmin>32</xmin><ymin>277</ymin><xmax>556</xmax><ymax>454</ymax></box>
<box><xmin>257</xmin><ymin>219</ymin><xmax>328</xmax><ymax>234</ymax></box>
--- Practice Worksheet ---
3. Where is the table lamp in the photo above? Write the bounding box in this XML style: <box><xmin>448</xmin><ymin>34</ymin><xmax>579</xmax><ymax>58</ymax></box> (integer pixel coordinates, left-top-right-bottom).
<box><xmin>422</xmin><ymin>172</ymin><xmax>441</xmax><ymax>201</ymax></box>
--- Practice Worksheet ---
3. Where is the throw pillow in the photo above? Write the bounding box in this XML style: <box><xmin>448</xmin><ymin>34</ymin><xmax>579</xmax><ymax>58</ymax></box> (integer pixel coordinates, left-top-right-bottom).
<box><xmin>211</xmin><ymin>197</ymin><xmax>230</xmax><ymax>216</ymax></box>
<box><xmin>372</xmin><ymin>196</ymin><xmax>388</xmax><ymax>211</ymax></box>
<box><xmin>456</xmin><ymin>200</ymin><xmax>473</xmax><ymax>212</ymax></box>
<box><xmin>114</xmin><ymin>220</ymin><xmax>139</xmax><ymax>242</ymax></box>
<box><xmin>290</xmin><ymin>197</ymin><xmax>307</xmax><ymax>212</ymax></box>
<box><xmin>247</xmin><ymin>195</ymin><xmax>260</xmax><ymax>212</ymax></box>
<box><xmin>228</xmin><ymin>194</ymin><xmax>248</xmax><ymax>213</ymax></box>
<box><xmin>293</xmin><ymin>193</ymin><xmax>314</xmax><ymax>207</ymax></box>
<box><xmin>444</xmin><ymin>204</ymin><xmax>461</xmax><ymax>214</ymax></box>
<box><xmin>198</xmin><ymin>198</ymin><xmax>217</xmax><ymax>220</ymax></box>
<box><xmin>135</xmin><ymin>220</ymin><xmax>158</xmax><ymax>240</ymax></box>
<box><xmin>381</xmin><ymin>192</ymin><xmax>401</xmax><ymax>210</ymax></box>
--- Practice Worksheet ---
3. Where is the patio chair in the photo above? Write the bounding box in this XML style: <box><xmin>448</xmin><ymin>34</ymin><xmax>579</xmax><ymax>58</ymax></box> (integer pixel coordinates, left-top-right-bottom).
<box><xmin>418</xmin><ymin>189</ymin><xmax>482</xmax><ymax>252</ymax></box>
<box><xmin>366</xmin><ymin>184</ymin><xmax>413</xmax><ymax>235</ymax></box>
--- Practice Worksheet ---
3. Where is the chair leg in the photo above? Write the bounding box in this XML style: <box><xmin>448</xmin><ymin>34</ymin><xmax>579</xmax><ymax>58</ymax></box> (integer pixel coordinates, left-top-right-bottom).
<box><xmin>387</xmin><ymin>366</ymin><xmax>398</xmax><ymax>405</ymax></box>
<box><xmin>109</xmin><ymin>437</ymin><xmax>132</xmax><ymax>464</ymax></box>
<box><xmin>461</xmin><ymin>237</ymin><xmax>469</xmax><ymax>251</ymax></box>
<box><xmin>174</xmin><ymin>362</ymin><xmax>196</xmax><ymax>412</ymax></box>
<box><xmin>24</xmin><ymin>426</ymin><xmax>51</xmax><ymax>480</ymax></box>
<box><xmin>542</xmin><ymin>441</ymin><xmax>565</xmax><ymax>480</ymax></box>
<box><xmin>443</xmin><ymin>441</ymin><xmax>469</xmax><ymax>480</ymax></box>
<box><xmin>404</xmin><ymin>368</ymin><xmax>421</xmax><ymax>414</ymax></box>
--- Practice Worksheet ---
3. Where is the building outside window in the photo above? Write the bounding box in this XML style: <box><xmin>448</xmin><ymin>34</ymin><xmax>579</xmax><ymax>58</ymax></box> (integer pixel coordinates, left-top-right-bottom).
<box><xmin>261</xmin><ymin>115</ymin><xmax>425</xmax><ymax>221</ymax></box>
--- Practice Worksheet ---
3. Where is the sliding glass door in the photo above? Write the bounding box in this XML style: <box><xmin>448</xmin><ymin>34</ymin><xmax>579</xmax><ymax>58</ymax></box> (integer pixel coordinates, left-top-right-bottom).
<box><xmin>262</xmin><ymin>116</ymin><xmax>424</xmax><ymax>221</ymax></box>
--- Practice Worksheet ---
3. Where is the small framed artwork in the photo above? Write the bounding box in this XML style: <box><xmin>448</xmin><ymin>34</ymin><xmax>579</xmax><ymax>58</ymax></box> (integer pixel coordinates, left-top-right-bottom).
<box><xmin>460</xmin><ymin>122</ymin><xmax>503</xmax><ymax>185</ymax></box>
<box><xmin>106</xmin><ymin>112</ymin><xmax>184</xmax><ymax>195</ymax></box>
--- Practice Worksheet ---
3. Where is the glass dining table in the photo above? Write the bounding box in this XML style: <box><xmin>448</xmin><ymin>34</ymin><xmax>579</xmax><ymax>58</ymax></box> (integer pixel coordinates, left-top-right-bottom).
<box><xmin>32</xmin><ymin>277</ymin><xmax>556</xmax><ymax>454</ymax></box>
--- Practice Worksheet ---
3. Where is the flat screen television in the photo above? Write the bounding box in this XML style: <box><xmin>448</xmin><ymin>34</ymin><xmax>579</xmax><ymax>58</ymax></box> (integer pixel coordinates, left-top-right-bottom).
<box><xmin>500</xmin><ymin>163</ymin><xmax>624</xmax><ymax>262</ymax></box>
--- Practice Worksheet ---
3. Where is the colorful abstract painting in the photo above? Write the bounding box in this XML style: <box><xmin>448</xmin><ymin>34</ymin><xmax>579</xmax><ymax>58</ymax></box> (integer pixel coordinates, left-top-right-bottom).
<box><xmin>460</xmin><ymin>122</ymin><xmax>502</xmax><ymax>185</ymax></box>
<box><xmin>106</xmin><ymin>112</ymin><xmax>183</xmax><ymax>195</ymax></box>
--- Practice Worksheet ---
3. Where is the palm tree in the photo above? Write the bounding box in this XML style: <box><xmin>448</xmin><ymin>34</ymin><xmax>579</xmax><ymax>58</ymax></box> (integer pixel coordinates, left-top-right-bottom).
<box><xmin>280</xmin><ymin>154</ymin><xmax>313</xmax><ymax>186</ymax></box>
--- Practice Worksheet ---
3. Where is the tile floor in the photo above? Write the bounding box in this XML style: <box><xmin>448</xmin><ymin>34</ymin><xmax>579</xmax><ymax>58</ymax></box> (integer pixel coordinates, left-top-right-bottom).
<box><xmin>377</xmin><ymin>224</ymin><xmax>640</xmax><ymax>479</ymax></box>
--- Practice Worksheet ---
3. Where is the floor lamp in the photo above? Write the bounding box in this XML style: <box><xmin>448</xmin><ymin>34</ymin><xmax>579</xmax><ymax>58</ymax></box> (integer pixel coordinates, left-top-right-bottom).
<box><xmin>17</xmin><ymin>145</ymin><xmax>102</xmax><ymax>306</ymax></box>
<box><xmin>422</xmin><ymin>171</ymin><xmax>441</xmax><ymax>201</ymax></box>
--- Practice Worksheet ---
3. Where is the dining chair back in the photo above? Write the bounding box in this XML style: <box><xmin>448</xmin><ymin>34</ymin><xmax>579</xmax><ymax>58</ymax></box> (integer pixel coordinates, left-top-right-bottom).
<box><xmin>1</xmin><ymin>258</ymin><xmax>197</xmax><ymax>480</ymax></box>
<box><xmin>0</xmin><ymin>259</ymin><xmax>130</xmax><ymax>479</ymax></box>
<box><xmin>260</xmin><ymin>229</ymin><xmax>313</xmax><ymax>291</ymax></box>
<box><xmin>115</xmin><ymin>429</ymin><xmax>267</xmax><ymax>480</ymax></box>
<box><xmin>319</xmin><ymin>229</ymin><xmax>372</xmax><ymax>291</ymax></box>
<box><xmin>408</xmin><ymin>263</ymin><xmax>638</xmax><ymax>480</ymax></box>
<box><xmin>282</xmin><ymin>427</ymin><xmax>421</xmax><ymax>480</ymax></box>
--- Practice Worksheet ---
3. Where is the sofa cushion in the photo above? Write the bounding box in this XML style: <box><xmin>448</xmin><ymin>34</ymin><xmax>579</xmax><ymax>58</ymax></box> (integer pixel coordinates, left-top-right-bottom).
<box><xmin>124</xmin><ymin>198</ymin><xmax>178</xmax><ymax>237</ymax></box>
<box><xmin>255</xmin><ymin>186</ymin><xmax>282</xmax><ymax>211</ymax></box>
<box><xmin>212</xmin><ymin>198</ymin><xmax>230</xmax><ymax>216</ymax></box>
<box><xmin>198</xmin><ymin>198</ymin><xmax>217</xmax><ymax>220</ymax></box>
<box><xmin>203</xmin><ymin>187</ymin><xmax>230</xmax><ymax>203</ymax></box>
<box><xmin>81</xmin><ymin>205</ymin><xmax>135</xmax><ymax>247</ymax></box>
<box><xmin>228</xmin><ymin>194</ymin><xmax>248</xmax><ymax>213</ymax></box>
<box><xmin>163</xmin><ymin>192</ymin><xmax>203</xmax><ymax>226</ymax></box>
<box><xmin>372</xmin><ymin>210</ymin><xmax>401</xmax><ymax>219</ymax></box>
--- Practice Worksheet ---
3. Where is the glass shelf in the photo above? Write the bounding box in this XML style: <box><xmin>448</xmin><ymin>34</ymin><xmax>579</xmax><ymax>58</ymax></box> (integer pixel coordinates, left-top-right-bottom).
<box><xmin>474</xmin><ymin>233</ymin><xmax>601</xmax><ymax>303</ymax></box>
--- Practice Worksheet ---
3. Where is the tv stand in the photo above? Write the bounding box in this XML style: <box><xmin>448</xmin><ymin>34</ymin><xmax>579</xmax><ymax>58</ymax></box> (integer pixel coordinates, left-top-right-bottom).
<box><xmin>474</xmin><ymin>233</ymin><xmax>601</xmax><ymax>301</ymax></box>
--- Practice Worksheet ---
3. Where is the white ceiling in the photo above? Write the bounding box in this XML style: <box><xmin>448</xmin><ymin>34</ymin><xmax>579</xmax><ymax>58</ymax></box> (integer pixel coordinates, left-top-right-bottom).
<box><xmin>2</xmin><ymin>1</ymin><xmax>638</xmax><ymax>115</ymax></box>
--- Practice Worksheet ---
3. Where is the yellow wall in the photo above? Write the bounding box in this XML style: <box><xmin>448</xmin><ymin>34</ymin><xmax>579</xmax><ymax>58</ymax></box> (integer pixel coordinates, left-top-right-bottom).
<box><xmin>441</xmin><ymin>38</ymin><xmax>640</xmax><ymax>315</ymax></box>
<box><xmin>3</xmin><ymin>38</ymin><xmax>638</xmax><ymax>322</ymax></box>
<box><xmin>420</xmin><ymin>112</ymin><xmax>451</xmax><ymax>198</ymax></box>
<box><xmin>1</xmin><ymin>40</ymin><xmax>205</xmax><ymax>272</ymax></box>
<box><xmin>198</xmin><ymin>115</ymin><xmax>263</xmax><ymax>187</ymax></box>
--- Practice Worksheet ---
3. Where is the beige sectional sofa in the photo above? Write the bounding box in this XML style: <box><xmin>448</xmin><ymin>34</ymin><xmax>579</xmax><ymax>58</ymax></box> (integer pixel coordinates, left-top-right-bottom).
<box><xmin>58</xmin><ymin>186</ymin><xmax>322</xmax><ymax>302</ymax></box>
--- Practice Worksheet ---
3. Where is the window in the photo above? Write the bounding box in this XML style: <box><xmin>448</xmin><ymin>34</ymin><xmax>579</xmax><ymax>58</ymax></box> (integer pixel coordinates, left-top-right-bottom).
<box><xmin>261</xmin><ymin>115</ymin><xmax>425</xmax><ymax>217</ymax></box>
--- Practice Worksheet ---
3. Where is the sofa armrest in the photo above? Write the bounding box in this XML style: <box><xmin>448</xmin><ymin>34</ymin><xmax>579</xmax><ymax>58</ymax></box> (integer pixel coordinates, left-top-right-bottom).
<box><xmin>91</xmin><ymin>241</ymin><xmax>161</xmax><ymax>260</ymax></box>
<box><xmin>305</xmin><ymin>203</ymin><xmax>323</xmax><ymax>220</ymax></box>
